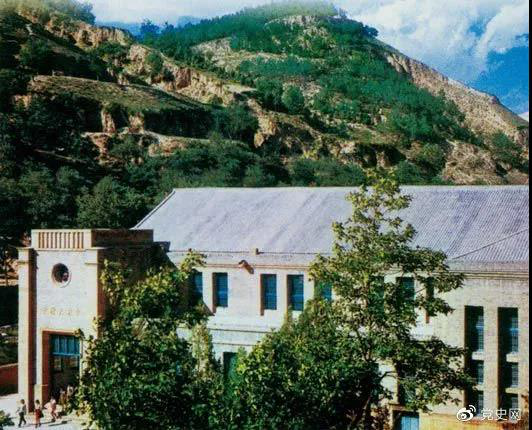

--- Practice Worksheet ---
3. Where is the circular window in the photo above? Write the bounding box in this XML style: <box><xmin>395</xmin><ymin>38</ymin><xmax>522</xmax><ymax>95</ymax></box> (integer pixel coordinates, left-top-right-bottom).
<box><xmin>52</xmin><ymin>264</ymin><xmax>71</xmax><ymax>287</ymax></box>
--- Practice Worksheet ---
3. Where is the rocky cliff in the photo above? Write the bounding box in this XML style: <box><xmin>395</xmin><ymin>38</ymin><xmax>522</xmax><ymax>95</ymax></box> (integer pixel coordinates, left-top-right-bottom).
<box><xmin>385</xmin><ymin>51</ymin><xmax>529</xmax><ymax>146</ymax></box>
<box><xmin>3</xmin><ymin>2</ymin><xmax>529</xmax><ymax>185</ymax></box>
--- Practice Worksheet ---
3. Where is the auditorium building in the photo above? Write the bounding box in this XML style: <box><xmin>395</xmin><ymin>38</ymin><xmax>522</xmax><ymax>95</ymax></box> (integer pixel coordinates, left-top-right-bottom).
<box><xmin>18</xmin><ymin>186</ymin><xmax>529</xmax><ymax>430</ymax></box>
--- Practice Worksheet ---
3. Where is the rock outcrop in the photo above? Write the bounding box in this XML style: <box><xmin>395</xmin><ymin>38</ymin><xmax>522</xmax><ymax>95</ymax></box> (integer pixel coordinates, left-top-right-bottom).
<box><xmin>385</xmin><ymin>52</ymin><xmax>529</xmax><ymax>147</ymax></box>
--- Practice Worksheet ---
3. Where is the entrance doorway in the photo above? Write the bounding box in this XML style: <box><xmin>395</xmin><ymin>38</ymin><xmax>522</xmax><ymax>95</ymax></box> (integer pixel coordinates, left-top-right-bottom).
<box><xmin>50</xmin><ymin>335</ymin><xmax>80</xmax><ymax>399</ymax></box>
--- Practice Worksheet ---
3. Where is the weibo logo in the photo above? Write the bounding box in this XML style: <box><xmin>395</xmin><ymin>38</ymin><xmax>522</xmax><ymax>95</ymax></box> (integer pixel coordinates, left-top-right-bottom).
<box><xmin>456</xmin><ymin>405</ymin><xmax>476</xmax><ymax>422</ymax></box>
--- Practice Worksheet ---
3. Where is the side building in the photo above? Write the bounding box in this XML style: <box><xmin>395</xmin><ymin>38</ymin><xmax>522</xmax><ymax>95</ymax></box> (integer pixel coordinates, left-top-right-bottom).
<box><xmin>18</xmin><ymin>186</ymin><xmax>529</xmax><ymax>429</ymax></box>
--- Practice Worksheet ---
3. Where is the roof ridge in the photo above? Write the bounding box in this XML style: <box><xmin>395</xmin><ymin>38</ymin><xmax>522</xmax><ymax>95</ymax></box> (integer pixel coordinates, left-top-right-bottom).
<box><xmin>451</xmin><ymin>229</ymin><xmax>529</xmax><ymax>261</ymax></box>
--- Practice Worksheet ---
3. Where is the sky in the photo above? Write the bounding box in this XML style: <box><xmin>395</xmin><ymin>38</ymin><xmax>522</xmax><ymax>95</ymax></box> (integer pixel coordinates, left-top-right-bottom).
<box><xmin>90</xmin><ymin>0</ymin><xmax>529</xmax><ymax>115</ymax></box>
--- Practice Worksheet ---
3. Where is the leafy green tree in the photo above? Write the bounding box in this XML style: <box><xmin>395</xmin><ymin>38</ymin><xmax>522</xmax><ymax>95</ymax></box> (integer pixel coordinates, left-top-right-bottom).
<box><xmin>409</xmin><ymin>143</ymin><xmax>447</xmax><ymax>179</ymax></box>
<box><xmin>282</xmin><ymin>85</ymin><xmax>305</xmax><ymax>114</ymax></box>
<box><xmin>221</xmin><ymin>300</ymin><xmax>383</xmax><ymax>430</ymax></box>
<box><xmin>255</xmin><ymin>78</ymin><xmax>284</xmax><ymax>110</ymax></box>
<box><xmin>490</xmin><ymin>132</ymin><xmax>526</xmax><ymax>170</ymax></box>
<box><xmin>308</xmin><ymin>173</ymin><xmax>472</xmax><ymax>428</ymax></box>
<box><xmin>289</xmin><ymin>158</ymin><xmax>366</xmax><ymax>186</ymax></box>
<box><xmin>394</xmin><ymin>161</ymin><xmax>427</xmax><ymax>185</ymax></box>
<box><xmin>140</xmin><ymin>19</ymin><xmax>160</xmax><ymax>41</ymax></box>
<box><xmin>0</xmin><ymin>70</ymin><xmax>29</xmax><ymax>112</ymax></box>
<box><xmin>146</xmin><ymin>51</ymin><xmax>164</xmax><ymax>77</ymax></box>
<box><xmin>18</xmin><ymin>167</ymin><xmax>61</xmax><ymax>228</ymax></box>
<box><xmin>243</xmin><ymin>163</ymin><xmax>277</xmax><ymax>187</ymax></box>
<box><xmin>214</xmin><ymin>103</ymin><xmax>258</xmax><ymax>144</ymax></box>
<box><xmin>44</xmin><ymin>0</ymin><xmax>95</xmax><ymax>24</ymax></box>
<box><xmin>77</xmin><ymin>254</ymin><xmax>213</xmax><ymax>430</ymax></box>
<box><xmin>19</xmin><ymin>39</ymin><xmax>54</xmax><ymax>74</ymax></box>
<box><xmin>76</xmin><ymin>176</ymin><xmax>148</xmax><ymax>228</ymax></box>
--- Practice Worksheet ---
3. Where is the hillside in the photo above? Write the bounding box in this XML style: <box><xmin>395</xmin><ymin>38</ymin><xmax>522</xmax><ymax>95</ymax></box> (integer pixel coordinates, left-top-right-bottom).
<box><xmin>0</xmin><ymin>0</ymin><xmax>529</xmax><ymax>248</ymax></box>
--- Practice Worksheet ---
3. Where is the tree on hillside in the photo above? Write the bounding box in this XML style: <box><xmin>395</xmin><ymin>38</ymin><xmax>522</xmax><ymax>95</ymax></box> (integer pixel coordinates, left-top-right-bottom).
<box><xmin>19</xmin><ymin>39</ymin><xmax>54</xmax><ymax>74</ymax></box>
<box><xmin>76</xmin><ymin>176</ymin><xmax>148</xmax><ymax>229</ymax></box>
<box><xmin>305</xmin><ymin>173</ymin><xmax>472</xmax><ymax>428</ymax></box>
<box><xmin>77</xmin><ymin>253</ymin><xmax>216</xmax><ymax>430</ymax></box>
<box><xmin>282</xmin><ymin>85</ymin><xmax>305</xmax><ymax>114</ymax></box>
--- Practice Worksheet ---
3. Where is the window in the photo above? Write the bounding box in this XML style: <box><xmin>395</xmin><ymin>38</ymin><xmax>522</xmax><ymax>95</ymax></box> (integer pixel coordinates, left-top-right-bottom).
<box><xmin>214</xmin><ymin>273</ymin><xmax>228</xmax><ymax>308</ymax></box>
<box><xmin>52</xmin><ymin>263</ymin><xmax>70</xmax><ymax>287</ymax></box>
<box><xmin>262</xmin><ymin>274</ymin><xmax>277</xmax><ymax>310</ymax></box>
<box><xmin>503</xmin><ymin>362</ymin><xmax>519</xmax><ymax>388</ymax></box>
<box><xmin>288</xmin><ymin>275</ymin><xmax>304</xmax><ymax>311</ymax></box>
<box><xmin>51</xmin><ymin>335</ymin><xmax>80</xmax><ymax>357</ymax></box>
<box><xmin>467</xmin><ymin>390</ymin><xmax>484</xmax><ymax>416</ymax></box>
<box><xmin>470</xmin><ymin>360</ymin><xmax>484</xmax><ymax>385</ymax></box>
<box><xmin>191</xmin><ymin>271</ymin><xmax>203</xmax><ymax>301</ymax></box>
<box><xmin>317</xmin><ymin>282</ymin><xmax>332</xmax><ymax>301</ymax></box>
<box><xmin>500</xmin><ymin>308</ymin><xmax>519</xmax><ymax>354</ymax></box>
<box><xmin>400</xmin><ymin>277</ymin><xmax>415</xmax><ymax>302</ymax></box>
<box><xmin>466</xmin><ymin>307</ymin><xmax>484</xmax><ymax>352</ymax></box>
<box><xmin>502</xmin><ymin>394</ymin><xmax>519</xmax><ymax>413</ymax></box>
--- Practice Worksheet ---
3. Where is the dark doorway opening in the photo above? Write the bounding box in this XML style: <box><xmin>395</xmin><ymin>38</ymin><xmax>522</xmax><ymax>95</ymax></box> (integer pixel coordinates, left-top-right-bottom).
<box><xmin>50</xmin><ymin>335</ymin><xmax>80</xmax><ymax>399</ymax></box>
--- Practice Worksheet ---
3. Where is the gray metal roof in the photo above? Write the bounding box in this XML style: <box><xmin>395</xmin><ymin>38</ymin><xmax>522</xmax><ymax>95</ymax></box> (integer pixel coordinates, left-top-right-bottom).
<box><xmin>135</xmin><ymin>186</ymin><xmax>529</xmax><ymax>271</ymax></box>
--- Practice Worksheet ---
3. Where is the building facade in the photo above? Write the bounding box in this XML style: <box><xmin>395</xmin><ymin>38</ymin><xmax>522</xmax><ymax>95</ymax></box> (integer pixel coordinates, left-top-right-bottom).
<box><xmin>18</xmin><ymin>186</ymin><xmax>529</xmax><ymax>429</ymax></box>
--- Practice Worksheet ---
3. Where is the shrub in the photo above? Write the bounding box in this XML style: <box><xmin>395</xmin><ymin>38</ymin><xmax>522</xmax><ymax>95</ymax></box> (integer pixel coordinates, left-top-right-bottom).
<box><xmin>282</xmin><ymin>85</ymin><xmax>305</xmax><ymax>114</ymax></box>
<box><xmin>490</xmin><ymin>132</ymin><xmax>525</xmax><ymax>170</ymax></box>
<box><xmin>255</xmin><ymin>78</ymin><xmax>284</xmax><ymax>111</ymax></box>
<box><xmin>19</xmin><ymin>39</ymin><xmax>53</xmax><ymax>74</ymax></box>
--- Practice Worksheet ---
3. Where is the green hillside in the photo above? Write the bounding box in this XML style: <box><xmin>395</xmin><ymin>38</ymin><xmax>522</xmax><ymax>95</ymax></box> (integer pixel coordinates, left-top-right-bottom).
<box><xmin>0</xmin><ymin>0</ymin><xmax>528</xmax><ymax>257</ymax></box>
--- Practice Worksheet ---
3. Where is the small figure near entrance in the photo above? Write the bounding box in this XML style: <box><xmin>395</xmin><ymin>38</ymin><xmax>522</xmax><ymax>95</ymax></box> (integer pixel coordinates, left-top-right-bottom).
<box><xmin>16</xmin><ymin>399</ymin><xmax>27</xmax><ymax>427</ymax></box>
<box><xmin>58</xmin><ymin>389</ymin><xmax>67</xmax><ymax>416</ymax></box>
<box><xmin>48</xmin><ymin>397</ymin><xmax>58</xmax><ymax>423</ymax></box>
<box><xmin>33</xmin><ymin>400</ymin><xmax>42</xmax><ymax>428</ymax></box>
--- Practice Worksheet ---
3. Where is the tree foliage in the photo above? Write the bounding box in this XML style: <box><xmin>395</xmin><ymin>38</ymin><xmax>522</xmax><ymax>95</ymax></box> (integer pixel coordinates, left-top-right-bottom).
<box><xmin>77</xmin><ymin>253</ymin><xmax>213</xmax><ymax>430</ymax></box>
<box><xmin>308</xmin><ymin>173</ymin><xmax>473</xmax><ymax>426</ymax></box>
<box><xmin>221</xmin><ymin>301</ymin><xmax>383</xmax><ymax>430</ymax></box>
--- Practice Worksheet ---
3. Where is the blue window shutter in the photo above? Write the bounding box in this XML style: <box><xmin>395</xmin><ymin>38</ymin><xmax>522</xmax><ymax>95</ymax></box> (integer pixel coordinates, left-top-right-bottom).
<box><xmin>215</xmin><ymin>273</ymin><xmax>228</xmax><ymax>308</ymax></box>
<box><xmin>262</xmin><ymin>275</ymin><xmax>277</xmax><ymax>310</ymax></box>
<box><xmin>192</xmin><ymin>272</ymin><xmax>203</xmax><ymax>300</ymax></box>
<box><xmin>289</xmin><ymin>275</ymin><xmax>304</xmax><ymax>311</ymax></box>
<box><xmin>51</xmin><ymin>335</ymin><xmax>80</xmax><ymax>357</ymax></box>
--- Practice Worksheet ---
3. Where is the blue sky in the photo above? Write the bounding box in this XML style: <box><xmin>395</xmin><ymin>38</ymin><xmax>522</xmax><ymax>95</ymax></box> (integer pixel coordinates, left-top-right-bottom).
<box><xmin>91</xmin><ymin>0</ymin><xmax>529</xmax><ymax>114</ymax></box>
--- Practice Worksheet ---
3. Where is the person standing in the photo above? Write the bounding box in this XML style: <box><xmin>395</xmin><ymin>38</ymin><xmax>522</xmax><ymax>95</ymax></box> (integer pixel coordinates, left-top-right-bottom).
<box><xmin>16</xmin><ymin>399</ymin><xmax>27</xmax><ymax>428</ymax></box>
<box><xmin>49</xmin><ymin>397</ymin><xmax>58</xmax><ymax>423</ymax></box>
<box><xmin>33</xmin><ymin>400</ymin><xmax>42</xmax><ymax>428</ymax></box>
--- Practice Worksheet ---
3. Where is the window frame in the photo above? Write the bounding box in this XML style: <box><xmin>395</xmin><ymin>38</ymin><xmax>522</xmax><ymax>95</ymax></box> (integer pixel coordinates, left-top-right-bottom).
<box><xmin>214</xmin><ymin>272</ymin><xmax>229</xmax><ymax>308</ymax></box>
<box><xmin>288</xmin><ymin>274</ymin><xmax>304</xmax><ymax>311</ymax></box>
<box><xmin>261</xmin><ymin>274</ymin><xmax>277</xmax><ymax>311</ymax></box>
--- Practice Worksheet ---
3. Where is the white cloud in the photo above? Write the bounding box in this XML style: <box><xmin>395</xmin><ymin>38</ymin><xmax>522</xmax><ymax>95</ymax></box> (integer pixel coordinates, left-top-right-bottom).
<box><xmin>90</xmin><ymin>0</ymin><xmax>264</xmax><ymax>23</ymax></box>
<box><xmin>337</xmin><ymin>0</ymin><xmax>529</xmax><ymax>83</ymax></box>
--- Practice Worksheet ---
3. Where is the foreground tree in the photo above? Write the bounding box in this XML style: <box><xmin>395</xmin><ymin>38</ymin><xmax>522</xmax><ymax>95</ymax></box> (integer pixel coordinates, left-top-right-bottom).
<box><xmin>220</xmin><ymin>300</ymin><xmax>383</xmax><ymax>430</ymax></box>
<box><xmin>308</xmin><ymin>173</ymin><xmax>472</xmax><ymax>428</ymax></box>
<box><xmin>77</xmin><ymin>253</ymin><xmax>214</xmax><ymax>430</ymax></box>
